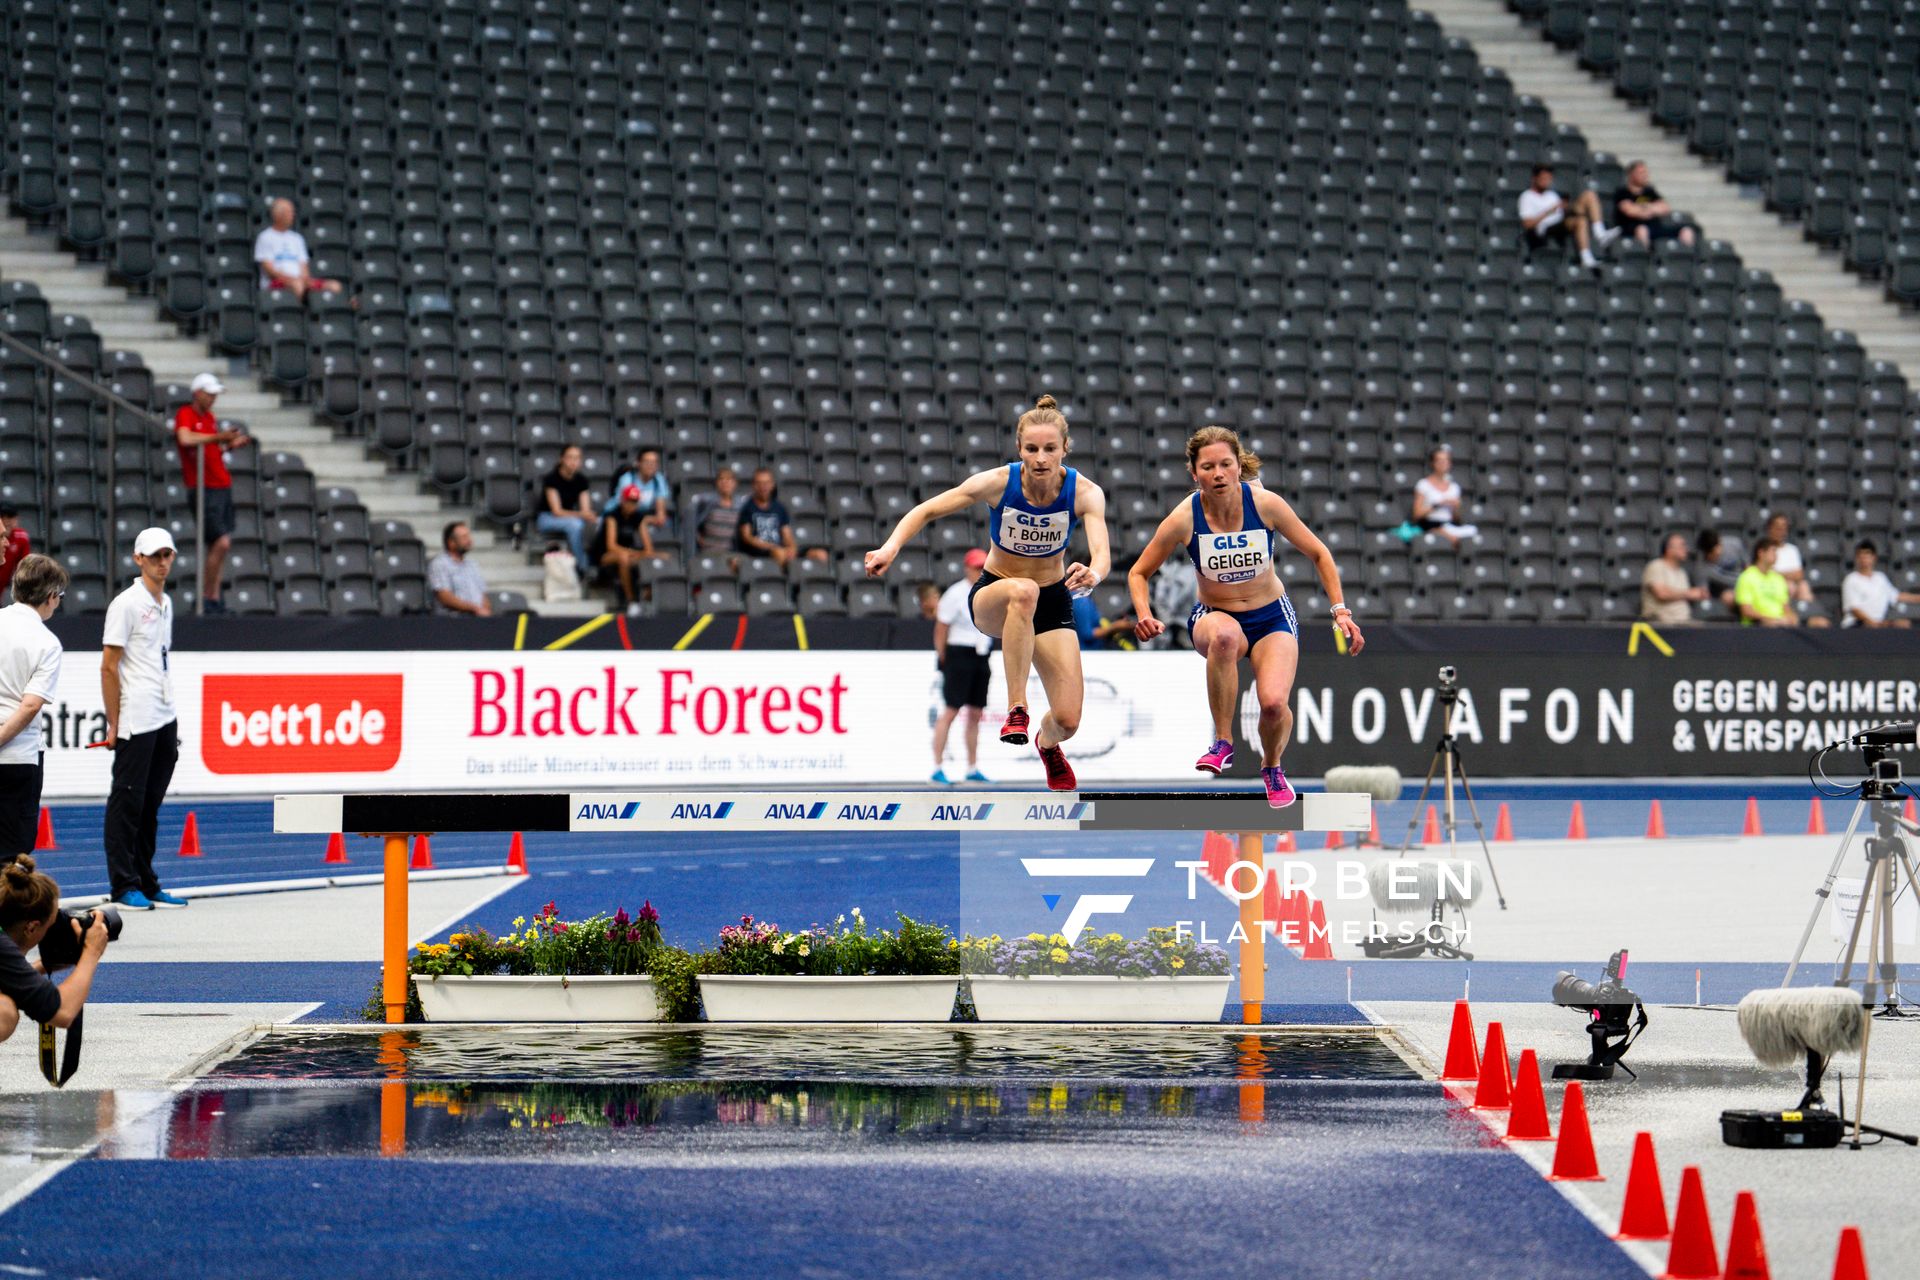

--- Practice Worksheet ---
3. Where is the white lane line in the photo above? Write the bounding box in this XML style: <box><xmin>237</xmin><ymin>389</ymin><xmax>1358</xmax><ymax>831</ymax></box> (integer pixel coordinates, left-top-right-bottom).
<box><xmin>413</xmin><ymin>875</ymin><xmax>527</xmax><ymax>946</ymax></box>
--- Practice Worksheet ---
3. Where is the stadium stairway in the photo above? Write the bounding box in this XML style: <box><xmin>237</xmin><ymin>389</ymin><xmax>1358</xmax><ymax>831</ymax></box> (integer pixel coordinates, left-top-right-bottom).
<box><xmin>1426</xmin><ymin>0</ymin><xmax>1920</xmax><ymax>381</ymax></box>
<box><xmin>0</xmin><ymin>213</ymin><xmax>561</xmax><ymax>611</ymax></box>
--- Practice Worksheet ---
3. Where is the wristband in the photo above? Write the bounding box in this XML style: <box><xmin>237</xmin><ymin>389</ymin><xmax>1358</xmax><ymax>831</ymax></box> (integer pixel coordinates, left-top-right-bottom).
<box><xmin>1330</xmin><ymin>605</ymin><xmax>1351</xmax><ymax>616</ymax></box>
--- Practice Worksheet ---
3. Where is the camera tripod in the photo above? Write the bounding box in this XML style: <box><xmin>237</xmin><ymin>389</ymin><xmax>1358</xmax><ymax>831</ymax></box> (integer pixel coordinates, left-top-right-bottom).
<box><xmin>1784</xmin><ymin>747</ymin><xmax>1920</xmax><ymax>1148</ymax></box>
<box><xmin>1395</xmin><ymin>678</ymin><xmax>1509</xmax><ymax>911</ymax></box>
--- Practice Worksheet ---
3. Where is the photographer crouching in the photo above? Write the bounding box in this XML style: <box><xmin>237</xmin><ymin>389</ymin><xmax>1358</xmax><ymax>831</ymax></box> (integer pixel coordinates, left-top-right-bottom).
<box><xmin>1</xmin><ymin>855</ymin><xmax>107</xmax><ymax>1046</ymax></box>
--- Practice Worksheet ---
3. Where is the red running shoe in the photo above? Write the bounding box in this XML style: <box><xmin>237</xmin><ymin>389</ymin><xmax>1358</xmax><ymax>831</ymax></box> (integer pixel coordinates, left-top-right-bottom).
<box><xmin>1039</xmin><ymin>743</ymin><xmax>1076</xmax><ymax>791</ymax></box>
<box><xmin>1000</xmin><ymin>705</ymin><xmax>1031</xmax><ymax>745</ymax></box>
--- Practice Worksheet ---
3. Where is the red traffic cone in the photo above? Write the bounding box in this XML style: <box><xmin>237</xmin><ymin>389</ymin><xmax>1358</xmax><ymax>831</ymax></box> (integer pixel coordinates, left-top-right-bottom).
<box><xmin>324</xmin><ymin>832</ymin><xmax>348</xmax><ymax>865</ymax></box>
<box><xmin>1832</xmin><ymin>1226</ymin><xmax>1869</xmax><ymax>1280</ymax></box>
<box><xmin>1274</xmin><ymin>831</ymin><xmax>1296</xmax><ymax>853</ymax></box>
<box><xmin>1646</xmin><ymin>799</ymin><xmax>1667</xmax><ymax>839</ymax></box>
<box><xmin>410</xmin><ymin>835</ymin><xmax>434</xmax><ymax>870</ymax></box>
<box><xmin>1203</xmin><ymin>830</ymin><xmax>1232</xmax><ymax>882</ymax></box>
<box><xmin>1549</xmin><ymin>1081</ymin><xmax>1604</xmax><ymax>1181</ymax></box>
<box><xmin>1441</xmin><ymin>999</ymin><xmax>1480</xmax><ymax>1081</ymax></box>
<box><xmin>1742</xmin><ymin>796</ymin><xmax>1764</xmax><ymax>836</ymax></box>
<box><xmin>507</xmin><ymin>831</ymin><xmax>528</xmax><ymax>874</ymax></box>
<box><xmin>1473</xmin><ymin>1021</ymin><xmax>1513</xmax><ymax>1110</ymax></box>
<box><xmin>1324</xmin><ymin>828</ymin><xmax>1343</xmax><ymax>849</ymax></box>
<box><xmin>1615</xmin><ymin>1131</ymin><xmax>1671</xmax><ymax>1241</ymax></box>
<box><xmin>1663</xmin><ymin>1166</ymin><xmax>1719</xmax><ymax>1279</ymax></box>
<box><xmin>1505</xmin><ymin>1049</ymin><xmax>1552</xmax><ymax>1140</ymax></box>
<box><xmin>1807</xmin><ymin>797</ymin><xmax>1828</xmax><ymax>835</ymax></box>
<box><xmin>177</xmin><ymin>810</ymin><xmax>203</xmax><ymax>858</ymax></box>
<box><xmin>1276</xmin><ymin>889</ymin><xmax>1307</xmax><ymax>946</ymax></box>
<box><xmin>33</xmin><ymin>806</ymin><xmax>57</xmax><ymax>851</ymax></box>
<box><xmin>1300</xmin><ymin>897</ymin><xmax>1334</xmax><ymax>959</ymax></box>
<box><xmin>1724</xmin><ymin>1191</ymin><xmax>1772</xmax><ymax>1280</ymax></box>
<box><xmin>1422</xmin><ymin>804</ymin><xmax>1441</xmax><ymax>844</ymax></box>
<box><xmin>1493</xmin><ymin>802</ymin><xmax>1514</xmax><ymax>841</ymax></box>
<box><xmin>1567</xmin><ymin>801</ymin><xmax>1588</xmax><ymax>840</ymax></box>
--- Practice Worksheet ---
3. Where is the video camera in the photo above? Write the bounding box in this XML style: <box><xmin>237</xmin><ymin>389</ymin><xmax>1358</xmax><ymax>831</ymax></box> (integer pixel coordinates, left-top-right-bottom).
<box><xmin>35</xmin><ymin>905</ymin><xmax>120</xmax><ymax>971</ymax></box>
<box><xmin>1551</xmin><ymin>948</ymin><xmax>1648</xmax><ymax>1081</ymax></box>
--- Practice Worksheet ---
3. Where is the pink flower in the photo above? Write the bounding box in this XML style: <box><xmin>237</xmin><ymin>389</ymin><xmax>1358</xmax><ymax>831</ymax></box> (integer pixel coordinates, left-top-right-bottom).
<box><xmin>639</xmin><ymin>901</ymin><xmax>660</xmax><ymax>926</ymax></box>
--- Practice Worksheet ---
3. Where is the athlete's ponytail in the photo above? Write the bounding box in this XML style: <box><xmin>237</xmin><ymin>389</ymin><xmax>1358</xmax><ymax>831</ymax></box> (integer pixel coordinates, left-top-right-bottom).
<box><xmin>1016</xmin><ymin>394</ymin><xmax>1070</xmax><ymax>449</ymax></box>
<box><xmin>1186</xmin><ymin>425</ymin><xmax>1261</xmax><ymax>479</ymax></box>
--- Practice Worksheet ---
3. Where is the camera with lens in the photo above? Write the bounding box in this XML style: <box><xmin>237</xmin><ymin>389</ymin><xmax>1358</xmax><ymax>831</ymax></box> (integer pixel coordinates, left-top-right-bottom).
<box><xmin>1551</xmin><ymin>948</ymin><xmax>1648</xmax><ymax>1081</ymax></box>
<box><xmin>36</xmin><ymin>905</ymin><xmax>121</xmax><ymax>971</ymax></box>
<box><xmin>1437</xmin><ymin>665</ymin><xmax>1458</xmax><ymax>692</ymax></box>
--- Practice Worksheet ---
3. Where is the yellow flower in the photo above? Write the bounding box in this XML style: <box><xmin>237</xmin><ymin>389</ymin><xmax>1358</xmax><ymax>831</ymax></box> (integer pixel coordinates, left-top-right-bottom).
<box><xmin>947</xmin><ymin>939</ymin><xmax>959</xmax><ymax>949</ymax></box>
<box><xmin>1104</xmin><ymin>933</ymin><xmax>1123</xmax><ymax>943</ymax></box>
<box><xmin>1160</xmin><ymin>940</ymin><xmax>1175</xmax><ymax>949</ymax></box>
<box><xmin>1049</xmin><ymin>947</ymin><xmax>1069</xmax><ymax>963</ymax></box>
<box><xmin>1170</xmin><ymin>957</ymin><xmax>1185</xmax><ymax>970</ymax></box>
<box><xmin>797</xmin><ymin>942</ymin><xmax>810</xmax><ymax>956</ymax></box>
<box><xmin>1026</xmin><ymin>933</ymin><xmax>1046</xmax><ymax>942</ymax></box>
<box><xmin>513</xmin><ymin>917</ymin><xmax>525</xmax><ymax>928</ymax></box>
<box><xmin>1049</xmin><ymin>934</ymin><xmax>1068</xmax><ymax>947</ymax></box>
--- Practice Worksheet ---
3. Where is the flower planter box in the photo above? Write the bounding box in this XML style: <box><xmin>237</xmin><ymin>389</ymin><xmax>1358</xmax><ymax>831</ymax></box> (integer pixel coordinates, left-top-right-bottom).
<box><xmin>415</xmin><ymin>974</ymin><xmax>660</xmax><ymax>1022</ymax></box>
<box><xmin>966</xmin><ymin>974</ymin><xmax>1232</xmax><ymax>1023</ymax></box>
<box><xmin>698</xmin><ymin>974</ymin><xmax>961</xmax><ymax>1022</ymax></box>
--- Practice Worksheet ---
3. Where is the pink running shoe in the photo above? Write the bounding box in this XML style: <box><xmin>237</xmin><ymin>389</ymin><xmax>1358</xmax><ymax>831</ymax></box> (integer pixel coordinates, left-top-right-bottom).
<box><xmin>1261</xmin><ymin>765</ymin><xmax>1297</xmax><ymax>809</ymax></box>
<box><xmin>1195</xmin><ymin>739</ymin><xmax>1234</xmax><ymax>774</ymax></box>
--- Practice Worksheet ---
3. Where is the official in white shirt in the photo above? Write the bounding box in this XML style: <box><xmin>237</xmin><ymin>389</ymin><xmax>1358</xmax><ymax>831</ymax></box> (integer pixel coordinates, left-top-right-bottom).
<box><xmin>0</xmin><ymin>556</ymin><xmax>67</xmax><ymax>857</ymax></box>
<box><xmin>100</xmin><ymin>529</ymin><xmax>185</xmax><ymax>910</ymax></box>
<box><xmin>931</xmin><ymin>549</ymin><xmax>995</xmax><ymax>785</ymax></box>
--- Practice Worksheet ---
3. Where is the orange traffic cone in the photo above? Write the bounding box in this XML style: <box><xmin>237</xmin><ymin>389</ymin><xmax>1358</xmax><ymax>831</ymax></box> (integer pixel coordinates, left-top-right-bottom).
<box><xmin>1663</xmin><ymin>1166</ymin><xmax>1719</xmax><ymax>1279</ymax></box>
<box><xmin>1366</xmin><ymin>809</ymin><xmax>1381</xmax><ymax>846</ymax></box>
<box><xmin>177</xmin><ymin>810</ymin><xmax>203</xmax><ymax>857</ymax></box>
<box><xmin>1422</xmin><ymin>804</ymin><xmax>1441</xmax><ymax>844</ymax></box>
<box><xmin>1567</xmin><ymin>801</ymin><xmax>1588</xmax><ymax>840</ymax></box>
<box><xmin>1205</xmin><ymin>830</ymin><xmax>1234</xmax><ymax>882</ymax></box>
<box><xmin>1441</xmin><ymin>999</ymin><xmax>1480</xmax><ymax>1081</ymax></box>
<box><xmin>1615</xmin><ymin>1131</ymin><xmax>1671</xmax><ymax>1241</ymax></box>
<box><xmin>1724</xmin><ymin>1191</ymin><xmax>1772</xmax><ymax>1280</ymax></box>
<box><xmin>1807</xmin><ymin>797</ymin><xmax>1828</xmax><ymax>835</ymax></box>
<box><xmin>1646</xmin><ymin>799</ymin><xmax>1667</xmax><ymax>839</ymax></box>
<box><xmin>1473</xmin><ymin>1021</ymin><xmax>1513</xmax><ymax>1110</ymax></box>
<box><xmin>1549</xmin><ymin>1081</ymin><xmax>1604</xmax><ymax>1181</ymax></box>
<box><xmin>1505</xmin><ymin>1049</ymin><xmax>1552</xmax><ymax>1140</ymax></box>
<box><xmin>1831</xmin><ymin>1226</ymin><xmax>1869</xmax><ymax>1280</ymax></box>
<box><xmin>33</xmin><ymin>806</ymin><xmax>57</xmax><ymax>851</ymax></box>
<box><xmin>1277</xmin><ymin>889</ymin><xmax>1307</xmax><ymax>946</ymax></box>
<box><xmin>1300</xmin><ymin>897</ymin><xmax>1334</xmax><ymax>959</ymax></box>
<box><xmin>507</xmin><ymin>831</ymin><xmax>528</xmax><ymax>874</ymax></box>
<box><xmin>1274</xmin><ymin>831</ymin><xmax>1296</xmax><ymax>853</ymax></box>
<box><xmin>1493</xmin><ymin>802</ymin><xmax>1514</xmax><ymax>841</ymax></box>
<box><xmin>1906</xmin><ymin>796</ymin><xmax>1918</xmax><ymax>826</ymax></box>
<box><xmin>1742</xmin><ymin>796</ymin><xmax>1764</xmax><ymax>836</ymax></box>
<box><xmin>324</xmin><ymin>832</ymin><xmax>348</xmax><ymax>865</ymax></box>
<box><xmin>1324</xmin><ymin>829</ymin><xmax>1343</xmax><ymax>849</ymax></box>
<box><xmin>410</xmin><ymin>835</ymin><xmax>434</xmax><ymax>870</ymax></box>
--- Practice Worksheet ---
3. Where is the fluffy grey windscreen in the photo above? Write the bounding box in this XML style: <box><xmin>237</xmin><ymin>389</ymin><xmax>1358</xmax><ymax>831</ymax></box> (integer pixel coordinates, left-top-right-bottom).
<box><xmin>1736</xmin><ymin>987</ymin><xmax>1864</xmax><ymax>1066</ymax></box>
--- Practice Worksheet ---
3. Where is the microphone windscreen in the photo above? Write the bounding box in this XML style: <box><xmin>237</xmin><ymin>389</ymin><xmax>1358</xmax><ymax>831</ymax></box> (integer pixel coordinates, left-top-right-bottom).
<box><xmin>1366</xmin><ymin>858</ymin><xmax>1482</xmax><ymax>912</ymax></box>
<box><xmin>1325</xmin><ymin>765</ymin><xmax>1403</xmax><ymax>804</ymax></box>
<box><xmin>1737</xmin><ymin>987</ymin><xmax>1863</xmax><ymax>1066</ymax></box>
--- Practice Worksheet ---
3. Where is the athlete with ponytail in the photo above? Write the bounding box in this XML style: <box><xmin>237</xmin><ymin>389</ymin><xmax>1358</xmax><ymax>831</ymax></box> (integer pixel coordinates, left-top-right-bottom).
<box><xmin>866</xmin><ymin>395</ymin><xmax>1110</xmax><ymax>791</ymax></box>
<box><xmin>1128</xmin><ymin>427</ymin><xmax>1365</xmax><ymax>807</ymax></box>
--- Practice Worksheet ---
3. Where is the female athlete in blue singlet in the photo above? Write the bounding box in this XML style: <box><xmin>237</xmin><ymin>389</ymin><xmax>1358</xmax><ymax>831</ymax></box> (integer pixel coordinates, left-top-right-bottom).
<box><xmin>1128</xmin><ymin>426</ymin><xmax>1365</xmax><ymax>807</ymax></box>
<box><xmin>864</xmin><ymin>395</ymin><xmax>1111</xmax><ymax>791</ymax></box>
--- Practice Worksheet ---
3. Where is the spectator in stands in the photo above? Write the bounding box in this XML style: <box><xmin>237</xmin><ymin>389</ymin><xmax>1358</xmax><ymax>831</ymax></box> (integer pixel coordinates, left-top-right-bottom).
<box><xmin>1411</xmin><ymin>446</ymin><xmax>1479</xmax><ymax>546</ymax></box>
<box><xmin>1612</xmin><ymin>161</ymin><xmax>1696</xmax><ymax>248</ymax></box>
<box><xmin>1734</xmin><ymin>540</ymin><xmax>1796</xmax><ymax>627</ymax></box>
<box><xmin>1762</xmin><ymin>513</ymin><xmax>1816</xmax><ymax>605</ymax></box>
<box><xmin>599</xmin><ymin>485</ymin><xmax>658</xmax><ymax>617</ymax></box>
<box><xmin>1072</xmin><ymin>591</ymin><xmax>1134</xmax><ymax>650</ymax></box>
<box><xmin>1640</xmin><ymin>533</ymin><xmax>1707</xmax><ymax>625</ymax></box>
<box><xmin>535</xmin><ymin>445</ymin><xmax>595</xmax><ymax>577</ymax></box>
<box><xmin>916</xmin><ymin>582</ymin><xmax>941</xmax><ymax>620</ymax></box>
<box><xmin>1518</xmin><ymin>164</ymin><xmax>1617</xmax><ymax>271</ymax></box>
<box><xmin>1695</xmin><ymin>528</ymin><xmax>1743</xmax><ymax>609</ymax></box>
<box><xmin>1841</xmin><ymin>540</ymin><xmax>1920</xmax><ymax>628</ymax></box>
<box><xmin>0</xmin><ymin>506</ymin><xmax>30</xmax><ymax>603</ymax></box>
<box><xmin>1141</xmin><ymin>555</ymin><xmax>1199</xmax><ymax>650</ymax></box>
<box><xmin>428</xmin><ymin>521</ymin><xmax>490</xmax><ymax>617</ymax></box>
<box><xmin>736</xmin><ymin>468</ymin><xmax>827</xmax><ymax>566</ymax></box>
<box><xmin>687</xmin><ymin>467</ymin><xmax>747</xmax><ymax>554</ymax></box>
<box><xmin>254</xmin><ymin>198</ymin><xmax>346</xmax><ymax>301</ymax></box>
<box><xmin>931</xmin><ymin>549</ymin><xmax>993</xmax><ymax>785</ymax></box>
<box><xmin>604</xmin><ymin>447</ymin><xmax>671</xmax><ymax>532</ymax></box>
<box><xmin>174</xmin><ymin>373</ymin><xmax>250</xmax><ymax>615</ymax></box>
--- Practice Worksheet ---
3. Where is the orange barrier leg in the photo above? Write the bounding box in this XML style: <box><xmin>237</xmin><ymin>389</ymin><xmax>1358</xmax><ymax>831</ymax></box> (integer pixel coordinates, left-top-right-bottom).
<box><xmin>1238</xmin><ymin>833</ymin><xmax>1265</xmax><ymax>1024</ymax></box>
<box><xmin>382</xmin><ymin>833</ymin><xmax>411</xmax><ymax>1024</ymax></box>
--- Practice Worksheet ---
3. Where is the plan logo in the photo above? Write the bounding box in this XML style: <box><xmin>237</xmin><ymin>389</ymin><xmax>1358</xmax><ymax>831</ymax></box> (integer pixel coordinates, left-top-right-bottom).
<box><xmin>764</xmin><ymin>801</ymin><xmax>830</xmax><ymax>820</ymax></box>
<box><xmin>1019</xmin><ymin>856</ymin><xmax>1154</xmax><ymax>941</ymax></box>
<box><xmin>669</xmin><ymin>801</ymin><xmax>734</xmax><ymax>820</ymax></box>
<box><xmin>576</xmin><ymin>801</ymin><xmax>642</xmax><ymax>820</ymax></box>
<box><xmin>930</xmin><ymin>803</ymin><xmax>995</xmax><ymax>822</ymax></box>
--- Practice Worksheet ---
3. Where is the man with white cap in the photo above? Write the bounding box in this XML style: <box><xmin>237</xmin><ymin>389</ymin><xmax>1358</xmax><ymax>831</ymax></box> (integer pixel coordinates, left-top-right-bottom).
<box><xmin>174</xmin><ymin>373</ymin><xmax>251</xmax><ymax>615</ymax></box>
<box><xmin>99</xmin><ymin>529</ymin><xmax>185</xmax><ymax>910</ymax></box>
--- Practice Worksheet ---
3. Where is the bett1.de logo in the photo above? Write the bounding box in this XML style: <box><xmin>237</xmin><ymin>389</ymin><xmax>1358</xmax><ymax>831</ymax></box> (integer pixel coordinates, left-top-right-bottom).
<box><xmin>202</xmin><ymin>673</ymin><xmax>405</xmax><ymax>774</ymax></box>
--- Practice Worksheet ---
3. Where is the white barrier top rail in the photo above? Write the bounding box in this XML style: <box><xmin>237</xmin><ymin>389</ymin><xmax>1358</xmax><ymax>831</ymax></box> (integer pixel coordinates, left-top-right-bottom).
<box><xmin>275</xmin><ymin>790</ymin><xmax>1371</xmax><ymax>835</ymax></box>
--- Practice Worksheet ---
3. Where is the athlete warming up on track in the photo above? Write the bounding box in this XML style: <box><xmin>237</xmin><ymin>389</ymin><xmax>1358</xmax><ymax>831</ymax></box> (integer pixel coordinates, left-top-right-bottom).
<box><xmin>864</xmin><ymin>395</ymin><xmax>1110</xmax><ymax>792</ymax></box>
<box><xmin>1128</xmin><ymin>426</ymin><xmax>1364</xmax><ymax>808</ymax></box>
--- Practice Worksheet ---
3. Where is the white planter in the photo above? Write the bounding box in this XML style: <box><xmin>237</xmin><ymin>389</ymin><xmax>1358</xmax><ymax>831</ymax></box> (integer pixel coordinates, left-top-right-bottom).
<box><xmin>966</xmin><ymin>974</ymin><xmax>1232</xmax><ymax>1023</ymax></box>
<box><xmin>414</xmin><ymin>974</ymin><xmax>660</xmax><ymax>1022</ymax></box>
<box><xmin>698</xmin><ymin>974</ymin><xmax>961</xmax><ymax>1022</ymax></box>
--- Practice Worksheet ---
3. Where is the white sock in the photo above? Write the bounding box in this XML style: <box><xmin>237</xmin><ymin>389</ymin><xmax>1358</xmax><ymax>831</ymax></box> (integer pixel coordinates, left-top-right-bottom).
<box><xmin>1581</xmin><ymin>249</ymin><xmax>1598</xmax><ymax>266</ymax></box>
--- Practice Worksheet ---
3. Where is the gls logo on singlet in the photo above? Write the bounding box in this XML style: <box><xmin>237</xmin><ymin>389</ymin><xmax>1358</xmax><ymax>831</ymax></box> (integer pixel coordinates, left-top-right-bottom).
<box><xmin>997</xmin><ymin>507</ymin><xmax>1070</xmax><ymax>554</ymax></box>
<box><xmin>1197</xmin><ymin>531</ymin><xmax>1270</xmax><ymax>584</ymax></box>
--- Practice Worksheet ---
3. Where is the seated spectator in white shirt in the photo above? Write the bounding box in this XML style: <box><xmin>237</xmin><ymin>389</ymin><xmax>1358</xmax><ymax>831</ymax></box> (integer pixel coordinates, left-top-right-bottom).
<box><xmin>1761</xmin><ymin>512</ymin><xmax>1828</xmax><ymax>624</ymax></box>
<box><xmin>1518</xmin><ymin>164</ymin><xmax>1618</xmax><ymax>271</ymax></box>
<box><xmin>254</xmin><ymin>198</ymin><xmax>344</xmax><ymax>301</ymax></box>
<box><xmin>1411</xmin><ymin>446</ymin><xmax>1478</xmax><ymax>546</ymax></box>
<box><xmin>1841</xmin><ymin>540</ymin><xmax>1920</xmax><ymax>628</ymax></box>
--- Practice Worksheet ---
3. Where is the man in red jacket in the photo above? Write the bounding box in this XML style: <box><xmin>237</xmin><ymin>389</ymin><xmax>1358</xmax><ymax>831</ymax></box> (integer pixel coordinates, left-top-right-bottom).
<box><xmin>174</xmin><ymin>373</ymin><xmax>251</xmax><ymax>614</ymax></box>
<box><xmin>0</xmin><ymin>506</ymin><xmax>29</xmax><ymax>602</ymax></box>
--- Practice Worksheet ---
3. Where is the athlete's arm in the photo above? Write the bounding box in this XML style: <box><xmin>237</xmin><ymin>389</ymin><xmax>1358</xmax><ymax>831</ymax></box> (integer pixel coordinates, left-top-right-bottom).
<box><xmin>1258</xmin><ymin>490</ymin><xmax>1366</xmax><ymax>655</ymax></box>
<box><xmin>1064</xmin><ymin>479</ymin><xmax>1110</xmax><ymax>594</ymax></box>
<box><xmin>1128</xmin><ymin>504</ymin><xmax>1192</xmax><ymax>641</ymax></box>
<box><xmin>864</xmin><ymin>470</ymin><xmax>1000</xmax><ymax>577</ymax></box>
